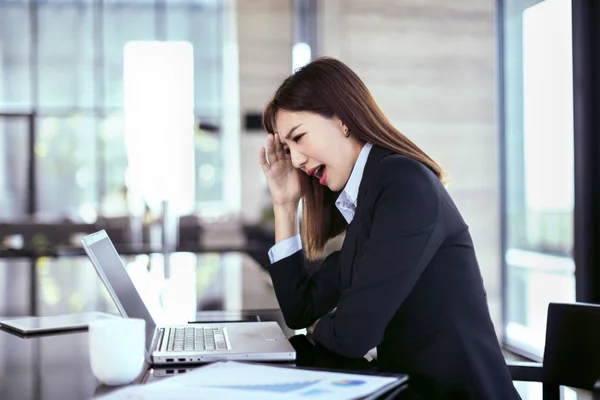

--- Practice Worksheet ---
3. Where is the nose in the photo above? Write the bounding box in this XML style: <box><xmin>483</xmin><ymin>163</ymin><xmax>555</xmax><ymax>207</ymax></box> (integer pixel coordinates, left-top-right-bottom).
<box><xmin>290</xmin><ymin>148</ymin><xmax>307</xmax><ymax>170</ymax></box>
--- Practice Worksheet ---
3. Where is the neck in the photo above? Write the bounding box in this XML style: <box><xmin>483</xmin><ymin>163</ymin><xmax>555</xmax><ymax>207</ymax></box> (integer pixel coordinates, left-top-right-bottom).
<box><xmin>350</xmin><ymin>140</ymin><xmax>366</xmax><ymax>164</ymax></box>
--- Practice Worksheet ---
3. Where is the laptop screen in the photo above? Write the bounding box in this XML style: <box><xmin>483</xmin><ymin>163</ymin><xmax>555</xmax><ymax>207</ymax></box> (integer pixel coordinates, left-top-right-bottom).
<box><xmin>83</xmin><ymin>232</ymin><xmax>157</xmax><ymax>352</ymax></box>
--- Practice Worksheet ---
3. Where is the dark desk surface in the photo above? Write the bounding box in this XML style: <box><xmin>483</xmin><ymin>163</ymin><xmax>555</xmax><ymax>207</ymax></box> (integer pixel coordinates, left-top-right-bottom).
<box><xmin>0</xmin><ymin>253</ymin><xmax>410</xmax><ymax>400</ymax></box>
<box><xmin>0</xmin><ymin>314</ymin><xmax>410</xmax><ymax>400</ymax></box>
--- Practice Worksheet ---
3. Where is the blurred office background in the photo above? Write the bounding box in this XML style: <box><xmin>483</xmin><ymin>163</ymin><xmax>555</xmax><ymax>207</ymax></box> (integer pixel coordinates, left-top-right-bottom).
<box><xmin>0</xmin><ymin>0</ymin><xmax>598</xmax><ymax>393</ymax></box>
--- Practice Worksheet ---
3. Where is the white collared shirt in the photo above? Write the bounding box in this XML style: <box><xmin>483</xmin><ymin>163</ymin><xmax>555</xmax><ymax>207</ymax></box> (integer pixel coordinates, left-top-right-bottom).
<box><xmin>268</xmin><ymin>143</ymin><xmax>373</xmax><ymax>263</ymax></box>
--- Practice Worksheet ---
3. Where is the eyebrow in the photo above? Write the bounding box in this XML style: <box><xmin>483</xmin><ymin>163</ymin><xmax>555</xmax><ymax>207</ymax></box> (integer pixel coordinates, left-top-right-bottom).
<box><xmin>284</xmin><ymin>124</ymin><xmax>302</xmax><ymax>140</ymax></box>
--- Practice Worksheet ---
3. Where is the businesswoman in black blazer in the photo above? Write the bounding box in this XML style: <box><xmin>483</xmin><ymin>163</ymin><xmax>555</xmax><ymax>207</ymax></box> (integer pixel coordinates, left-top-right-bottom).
<box><xmin>258</xmin><ymin>57</ymin><xmax>520</xmax><ymax>399</ymax></box>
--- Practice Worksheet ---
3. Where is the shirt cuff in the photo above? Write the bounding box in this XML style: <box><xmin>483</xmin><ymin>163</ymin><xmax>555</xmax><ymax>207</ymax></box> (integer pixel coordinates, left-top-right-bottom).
<box><xmin>268</xmin><ymin>234</ymin><xmax>302</xmax><ymax>263</ymax></box>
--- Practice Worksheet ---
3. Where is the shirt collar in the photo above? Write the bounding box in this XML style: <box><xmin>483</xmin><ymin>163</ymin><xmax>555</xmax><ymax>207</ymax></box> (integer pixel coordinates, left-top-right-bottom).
<box><xmin>335</xmin><ymin>143</ymin><xmax>373</xmax><ymax>222</ymax></box>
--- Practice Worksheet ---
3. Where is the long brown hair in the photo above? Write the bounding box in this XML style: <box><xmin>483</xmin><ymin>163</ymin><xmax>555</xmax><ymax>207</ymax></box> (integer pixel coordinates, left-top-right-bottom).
<box><xmin>263</xmin><ymin>57</ymin><xmax>448</xmax><ymax>260</ymax></box>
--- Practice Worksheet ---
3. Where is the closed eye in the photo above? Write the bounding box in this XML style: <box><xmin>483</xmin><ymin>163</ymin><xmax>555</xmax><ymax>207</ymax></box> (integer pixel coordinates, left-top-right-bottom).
<box><xmin>292</xmin><ymin>133</ymin><xmax>305</xmax><ymax>143</ymax></box>
<box><xmin>283</xmin><ymin>133</ymin><xmax>305</xmax><ymax>155</ymax></box>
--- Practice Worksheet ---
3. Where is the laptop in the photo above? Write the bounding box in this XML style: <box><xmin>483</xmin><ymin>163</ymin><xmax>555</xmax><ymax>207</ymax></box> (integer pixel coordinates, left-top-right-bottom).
<box><xmin>81</xmin><ymin>230</ymin><xmax>296</xmax><ymax>366</ymax></box>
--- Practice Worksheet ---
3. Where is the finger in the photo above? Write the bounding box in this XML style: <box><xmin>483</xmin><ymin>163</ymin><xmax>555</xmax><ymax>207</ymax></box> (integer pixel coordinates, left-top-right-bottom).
<box><xmin>274</xmin><ymin>133</ymin><xmax>286</xmax><ymax>160</ymax></box>
<box><xmin>259</xmin><ymin>147</ymin><xmax>270</xmax><ymax>173</ymax></box>
<box><xmin>266</xmin><ymin>134</ymin><xmax>278</xmax><ymax>163</ymax></box>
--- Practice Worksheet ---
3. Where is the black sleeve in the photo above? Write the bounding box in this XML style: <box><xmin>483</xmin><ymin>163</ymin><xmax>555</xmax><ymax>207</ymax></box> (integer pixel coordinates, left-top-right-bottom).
<box><xmin>312</xmin><ymin>158</ymin><xmax>442</xmax><ymax>358</ymax></box>
<box><xmin>267</xmin><ymin>249</ymin><xmax>341</xmax><ymax>330</ymax></box>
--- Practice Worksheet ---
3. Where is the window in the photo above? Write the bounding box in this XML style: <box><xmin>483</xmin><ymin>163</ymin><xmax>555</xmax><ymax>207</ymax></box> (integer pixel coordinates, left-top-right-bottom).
<box><xmin>500</xmin><ymin>0</ymin><xmax>575</xmax><ymax>358</ymax></box>
<box><xmin>0</xmin><ymin>116</ymin><xmax>30</xmax><ymax>219</ymax></box>
<box><xmin>0</xmin><ymin>0</ymin><xmax>239</xmax><ymax>219</ymax></box>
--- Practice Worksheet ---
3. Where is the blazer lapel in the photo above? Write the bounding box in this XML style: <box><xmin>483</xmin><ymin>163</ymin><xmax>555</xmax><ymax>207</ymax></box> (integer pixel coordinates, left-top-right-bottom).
<box><xmin>338</xmin><ymin>218</ymin><xmax>360</xmax><ymax>290</ymax></box>
<box><xmin>338</xmin><ymin>145</ymin><xmax>393</xmax><ymax>290</ymax></box>
<box><xmin>356</xmin><ymin>145</ymin><xmax>392</xmax><ymax>205</ymax></box>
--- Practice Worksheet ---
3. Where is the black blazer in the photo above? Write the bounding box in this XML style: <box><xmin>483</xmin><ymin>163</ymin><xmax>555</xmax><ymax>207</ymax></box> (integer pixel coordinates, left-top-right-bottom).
<box><xmin>268</xmin><ymin>146</ymin><xmax>521</xmax><ymax>399</ymax></box>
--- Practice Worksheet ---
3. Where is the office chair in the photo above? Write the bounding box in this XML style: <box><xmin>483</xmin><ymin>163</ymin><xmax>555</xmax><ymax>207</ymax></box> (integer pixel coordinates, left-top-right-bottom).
<box><xmin>507</xmin><ymin>302</ymin><xmax>600</xmax><ymax>400</ymax></box>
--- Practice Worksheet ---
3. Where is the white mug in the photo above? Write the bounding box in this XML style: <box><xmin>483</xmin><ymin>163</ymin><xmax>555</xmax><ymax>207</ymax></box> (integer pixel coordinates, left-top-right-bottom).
<box><xmin>88</xmin><ymin>317</ymin><xmax>146</xmax><ymax>386</ymax></box>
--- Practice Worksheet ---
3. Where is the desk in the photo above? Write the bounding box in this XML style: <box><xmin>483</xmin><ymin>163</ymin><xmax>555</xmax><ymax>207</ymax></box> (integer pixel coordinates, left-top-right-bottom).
<box><xmin>0</xmin><ymin>253</ymin><xmax>410</xmax><ymax>399</ymax></box>
<box><xmin>0</xmin><ymin>322</ymin><xmax>410</xmax><ymax>400</ymax></box>
<box><xmin>3</xmin><ymin>253</ymin><xmax>590</xmax><ymax>399</ymax></box>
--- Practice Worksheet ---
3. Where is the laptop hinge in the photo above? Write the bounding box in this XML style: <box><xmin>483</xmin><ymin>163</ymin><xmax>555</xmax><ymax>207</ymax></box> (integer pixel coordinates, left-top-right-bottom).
<box><xmin>152</xmin><ymin>327</ymin><xmax>166</xmax><ymax>352</ymax></box>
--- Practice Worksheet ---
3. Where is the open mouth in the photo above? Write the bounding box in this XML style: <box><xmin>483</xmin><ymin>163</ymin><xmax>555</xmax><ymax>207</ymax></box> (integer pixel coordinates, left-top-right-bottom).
<box><xmin>312</xmin><ymin>165</ymin><xmax>325</xmax><ymax>178</ymax></box>
<box><xmin>310</xmin><ymin>165</ymin><xmax>327</xmax><ymax>185</ymax></box>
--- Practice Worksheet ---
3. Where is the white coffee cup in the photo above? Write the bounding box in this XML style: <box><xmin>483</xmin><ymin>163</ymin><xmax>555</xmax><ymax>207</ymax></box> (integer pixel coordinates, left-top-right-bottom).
<box><xmin>88</xmin><ymin>317</ymin><xmax>146</xmax><ymax>386</ymax></box>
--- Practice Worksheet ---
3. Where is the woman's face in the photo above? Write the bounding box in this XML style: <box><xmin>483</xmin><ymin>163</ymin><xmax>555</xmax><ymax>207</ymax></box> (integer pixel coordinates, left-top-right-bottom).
<box><xmin>275</xmin><ymin>110</ymin><xmax>363</xmax><ymax>192</ymax></box>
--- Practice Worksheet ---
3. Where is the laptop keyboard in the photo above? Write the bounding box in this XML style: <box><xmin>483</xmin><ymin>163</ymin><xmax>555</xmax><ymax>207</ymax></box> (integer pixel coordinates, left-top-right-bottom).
<box><xmin>165</xmin><ymin>326</ymin><xmax>228</xmax><ymax>352</ymax></box>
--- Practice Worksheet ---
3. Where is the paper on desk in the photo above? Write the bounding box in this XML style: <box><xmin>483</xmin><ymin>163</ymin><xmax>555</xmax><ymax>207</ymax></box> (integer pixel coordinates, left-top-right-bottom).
<box><xmin>98</xmin><ymin>361</ymin><xmax>398</xmax><ymax>400</ymax></box>
<box><xmin>97</xmin><ymin>384</ymin><xmax>265</xmax><ymax>400</ymax></box>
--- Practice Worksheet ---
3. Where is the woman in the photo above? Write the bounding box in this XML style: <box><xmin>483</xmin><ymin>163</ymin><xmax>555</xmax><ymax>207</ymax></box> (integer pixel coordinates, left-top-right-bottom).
<box><xmin>258</xmin><ymin>57</ymin><xmax>520</xmax><ymax>399</ymax></box>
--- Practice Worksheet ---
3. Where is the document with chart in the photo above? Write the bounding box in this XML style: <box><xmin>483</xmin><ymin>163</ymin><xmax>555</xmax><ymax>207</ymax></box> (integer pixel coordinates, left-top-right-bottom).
<box><xmin>99</xmin><ymin>361</ymin><xmax>405</xmax><ymax>400</ymax></box>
